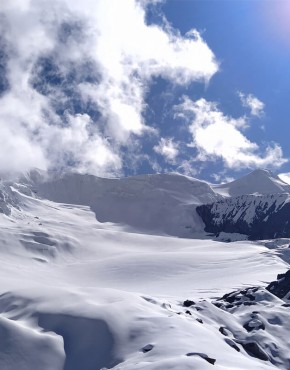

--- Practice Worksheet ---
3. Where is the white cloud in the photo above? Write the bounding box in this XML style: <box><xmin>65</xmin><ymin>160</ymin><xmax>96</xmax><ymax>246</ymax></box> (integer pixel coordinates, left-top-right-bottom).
<box><xmin>211</xmin><ymin>173</ymin><xmax>234</xmax><ymax>184</ymax></box>
<box><xmin>176</xmin><ymin>159</ymin><xmax>199</xmax><ymax>177</ymax></box>
<box><xmin>175</xmin><ymin>97</ymin><xmax>287</xmax><ymax>170</ymax></box>
<box><xmin>0</xmin><ymin>0</ymin><xmax>218</xmax><ymax>176</ymax></box>
<box><xmin>154</xmin><ymin>137</ymin><xmax>179</xmax><ymax>162</ymax></box>
<box><xmin>238</xmin><ymin>92</ymin><xmax>265</xmax><ymax>117</ymax></box>
<box><xmin>42</xmin><ymin>113</ymin><xmax>122</xmax><ymax>175</ymax></box>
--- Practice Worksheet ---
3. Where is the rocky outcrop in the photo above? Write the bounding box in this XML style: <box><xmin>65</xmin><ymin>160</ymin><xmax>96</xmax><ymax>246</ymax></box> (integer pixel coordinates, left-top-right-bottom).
<box><xmin>0</xmin><ymin>182</ymin><xmax>22</xmax><ymax>216</ymax></box>
<box><xmin>266</xmin><ymin>270</ymin><xmax>290</xmax><ymax>299</ymax></box>
<box><xmin>196</xmin><ymin>193</ymin><xmax>290</xmax><ymax>240</ymax></box>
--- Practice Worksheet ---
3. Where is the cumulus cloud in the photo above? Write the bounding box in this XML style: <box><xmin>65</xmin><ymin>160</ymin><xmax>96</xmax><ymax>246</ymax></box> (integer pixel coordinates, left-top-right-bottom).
<box><xmin>238</xmin><ymin>92</ymin><xmax>265</xmax><ymax>117</ymax></box>
<box><xmin>153</xmin><ymin>137</ymin><xmax>179</xmax><ymax>163</ymax></box>
<box><xmin>0</xmin><ymin>0</ymin><xmax>218</xmax><ymax>175</ymax></box>
<box><xmin>175</xmin><ymin>97</ymin><xmax>287</xmax><ymax>170</ymax></box>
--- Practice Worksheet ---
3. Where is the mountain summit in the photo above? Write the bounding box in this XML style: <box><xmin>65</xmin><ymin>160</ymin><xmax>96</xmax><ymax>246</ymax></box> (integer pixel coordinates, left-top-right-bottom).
<box><xmin>214</xmin><ymin>169</ymin><xmax>290</xmax><ymax>197</ymax></box>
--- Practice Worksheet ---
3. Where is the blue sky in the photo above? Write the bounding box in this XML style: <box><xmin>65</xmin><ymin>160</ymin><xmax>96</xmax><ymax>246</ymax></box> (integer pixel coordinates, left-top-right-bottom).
<box><xmin>0</xmin><ymin>0</ymin><xmax>290</xmax><ymax>182</ymax></box>
<box><xmin>144</xmin><ymin>0</ymin><xmax>290</xmax><ymax>181</ymax></box>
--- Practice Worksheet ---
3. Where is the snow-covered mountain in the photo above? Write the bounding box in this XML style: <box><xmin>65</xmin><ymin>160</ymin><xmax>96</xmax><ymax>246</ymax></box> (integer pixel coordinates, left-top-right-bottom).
<box><xmin>197</xmin><ymin>193</ymin><xmax>290</xmax><ymax>240</ymax></box>
<box><xmin>20</xmin><ymin>170</ymin><xmax>221</xmax><ymax>237</ymax></box>
<box><xmin>197</xmin><ymin>170</ymin><xmax>290</xmax><ymax>240</ymax></box>
<box><xmin>213</xmin><ymin>169</ymin><xmax>290</xmax><ymax>197</ymax></box>
<box><xmin>17</xmin><ymin>168</ymin><xmax>290</xmax><ymax>241</ymax></box>
<box><xmin>1</xmin><ymin>168</ymin><xmax>290</xmax><ymax>370</ymax></box>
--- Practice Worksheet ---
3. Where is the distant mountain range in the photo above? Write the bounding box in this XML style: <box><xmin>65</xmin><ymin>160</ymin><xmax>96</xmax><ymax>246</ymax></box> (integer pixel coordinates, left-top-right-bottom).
<box><xmin>3</xmin><ymin>167</ymin><xmax>287</xmax><ymax>241</ymax></box>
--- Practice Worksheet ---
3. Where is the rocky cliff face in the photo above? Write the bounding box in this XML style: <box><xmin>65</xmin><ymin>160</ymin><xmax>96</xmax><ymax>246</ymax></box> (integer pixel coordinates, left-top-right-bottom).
<box><xmin>196</xmin><ymin>193</ymin><xmax>290</xmax><ymax>240</ymax></box>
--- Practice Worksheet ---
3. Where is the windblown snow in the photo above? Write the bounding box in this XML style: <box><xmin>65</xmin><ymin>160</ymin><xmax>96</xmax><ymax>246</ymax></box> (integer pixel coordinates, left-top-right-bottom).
<box><xmin>0</xmin><ymin>169</ymin><xmax>290</xmax><ymax>369</ymax></box>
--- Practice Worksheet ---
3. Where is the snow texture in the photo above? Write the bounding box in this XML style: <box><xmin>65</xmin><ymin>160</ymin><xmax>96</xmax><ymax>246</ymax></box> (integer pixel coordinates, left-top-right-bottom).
<box><xmin>0</xmin><ymin>169</ymin><xmax>289</xmax><ymax>369</ymax></box>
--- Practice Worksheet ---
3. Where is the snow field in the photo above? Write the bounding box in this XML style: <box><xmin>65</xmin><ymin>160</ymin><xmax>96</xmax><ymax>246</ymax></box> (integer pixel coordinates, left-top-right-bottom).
<box><xmin>0</xmin><ymin>170</ymin><xmax>289</xmax><ymax>369</ymax></box>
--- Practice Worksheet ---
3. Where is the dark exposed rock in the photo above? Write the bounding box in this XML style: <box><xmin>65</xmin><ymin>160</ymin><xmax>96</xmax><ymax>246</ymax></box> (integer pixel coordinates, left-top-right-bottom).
<box><xmin>225</xmin><ymin>338</ymin><xmax>240</xmax><ymax>352</ymax></box>
<box><xmin>196</xmin><ymin>318</ymin><xmax>203</xmax><ymax>324</ymax></box>
<box><xmin>225</xmin><ymin>304</ymin><xmax>234</xmax><ymax>309</ymax></box>
<box><xmin>213</xmin><ymin>302</ymin><xmax>223</xmax><ymax>308</ymax></box>
<box><xmin>214</xmin><ymin>287</ymin><xmax>260</xmax><ymax>311</ymax></box>
<box><xmin>183</xmin><ymin>300</ymin><xmax>195</xmax><ymax>307</ymax></box>
<box><xmin>239</xmin><ymin>341</ymin><xmax>269</xmax><ymax>361</ymax></box>
<box><xmin>266</xmin><ymin>270</ymin><xmax>290</xmax><ymax>299</ymax></box>
<box><xmin>224</xmin><ymin>295</ymin><xmax>236</xmax><ymax>303</ymax></box>
<box><xmin>196</xmin><ymin>193</ymin><xmax>290</xmax><ymax>240</ymax></box>
<box><xmin>185</xmin><ymin>310</ymin><xmax>192</xmax><ymax>315</ymax></box>
<box><xmin>141</xmin><ymin>344</ymin><xmax>154</xmax><ymax>353</ymax></box>
<box><xmin>243</xmin><ymin>301</ymin><xmax>256</xmax><ymax>306</ymax></box>
<box><xmin>186</xmin><ymin>352</ymin><xmax>216</xmax><ymax>365</ymax></box>
<box><xmin>219</xmin><ymin>326</ymin><xmax>231</xmax><ymax>336</ymax></box>
<box><xmin>221</xmin><ymin>291</ymin><xmax>243</xmax><ymax>304</ymax></box>
<box><xmin>234</xmin><ymin>301</ymin><xmax>243</xmax><ymax>306</ymax></box>
<box><xmin>243</xmin><ymin>319</ymin><xmax>265</xmax><ymax>332</ymax></box>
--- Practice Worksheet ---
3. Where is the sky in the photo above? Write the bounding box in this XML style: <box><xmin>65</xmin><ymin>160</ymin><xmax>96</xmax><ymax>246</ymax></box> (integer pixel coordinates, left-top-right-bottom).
<box><xmin>0</xmin><ymin>0</ymin><xmax>290</xmax><ymax>182</ymax></box>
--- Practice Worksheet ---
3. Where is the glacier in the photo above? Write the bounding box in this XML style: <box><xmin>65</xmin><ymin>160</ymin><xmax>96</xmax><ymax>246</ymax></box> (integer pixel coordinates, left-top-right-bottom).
<box><xmin>0</xmin><ymin>169</ymin><xmax>290</xmax><ymax>369</ymax></box>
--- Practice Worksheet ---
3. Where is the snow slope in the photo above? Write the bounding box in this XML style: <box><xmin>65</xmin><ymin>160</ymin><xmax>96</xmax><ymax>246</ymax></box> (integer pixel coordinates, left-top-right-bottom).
<box><xmin>0</xmin><ymin>170</ymin><xmax>289</xmax><ymax>369</ymax></box>
<box><xmin>213</xmin><ymin>169</ymin><xmax>290</xmax><ymax>197</ymax></box>
<box><xmin>21</xmin><ymin>170</ymin><xmax>221</xmax><ymax>237</ymax></box>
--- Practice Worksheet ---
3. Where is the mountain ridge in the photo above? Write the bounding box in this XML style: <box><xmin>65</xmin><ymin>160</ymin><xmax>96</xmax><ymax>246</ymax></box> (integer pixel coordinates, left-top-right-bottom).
<box><xmin>3</xmin><ymin>167</ymin><xmax>290</xmax><ymax>240</ymax></box>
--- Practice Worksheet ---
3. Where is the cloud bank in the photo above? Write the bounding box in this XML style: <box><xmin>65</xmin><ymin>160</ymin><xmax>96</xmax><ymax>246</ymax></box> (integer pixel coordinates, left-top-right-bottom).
<box><xmin>175</xmin><ymin>97</ymin><xmax>286</xmax><ymax>170</ymax></box>
<box><xmin>0</xmin><ymin>0</ymin><xmax>218</xmax><ymax>175</ymax></box>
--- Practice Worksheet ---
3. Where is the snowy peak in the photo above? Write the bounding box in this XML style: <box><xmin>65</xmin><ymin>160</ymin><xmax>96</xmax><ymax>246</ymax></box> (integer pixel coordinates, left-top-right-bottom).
<box><xmin>214</xmin><ymin>168</ymin><xmax>290</xmax><ymax>197</ymax></box>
